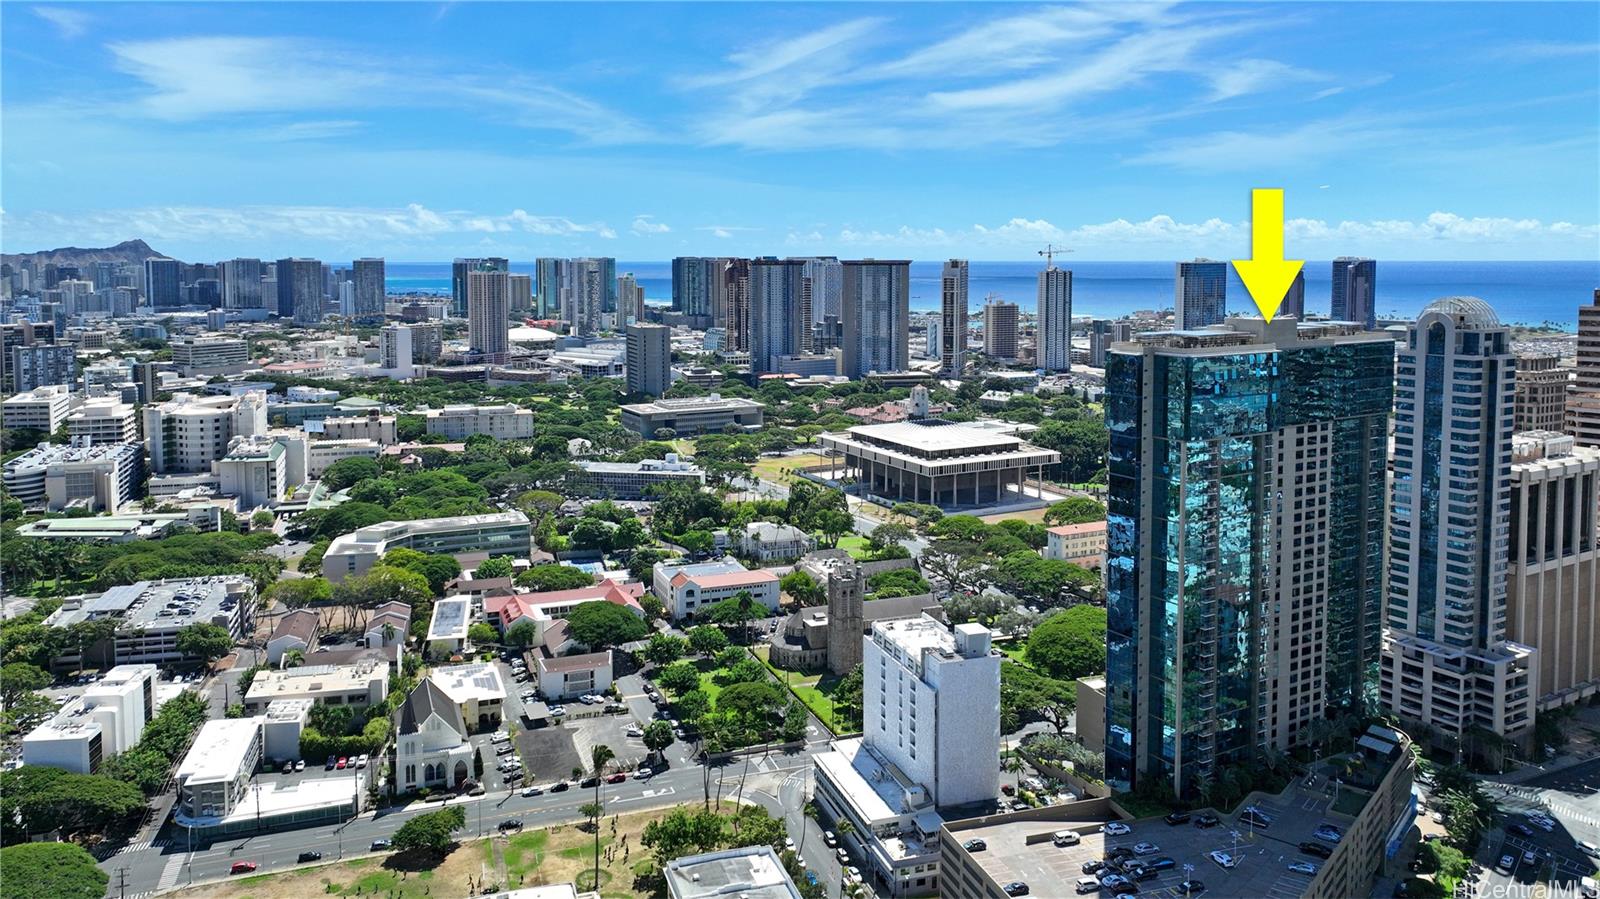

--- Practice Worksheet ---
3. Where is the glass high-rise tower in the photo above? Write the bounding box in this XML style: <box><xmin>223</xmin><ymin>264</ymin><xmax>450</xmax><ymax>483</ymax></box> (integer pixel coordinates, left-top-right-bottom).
<box><xmin>1105</xmin><ymin>316</ymin><xmax>1393</xmax><ymax>798</ymax></box>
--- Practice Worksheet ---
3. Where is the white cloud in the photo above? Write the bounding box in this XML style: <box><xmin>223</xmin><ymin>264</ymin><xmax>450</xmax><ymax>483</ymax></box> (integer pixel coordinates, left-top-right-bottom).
<box><xmin>1126</xmin><ymin>115</ymin><xmax>1413</xmax><ymax>172</ymax></box>
<box><xmin>1489</xmin><ymin>40</ymin><xmax>1600</xmax><ymax>60</ymax></box>
<box><xmin>33</xmin><ymin>6</ymin><xmax>89</xmax><ymax>38</ymax></box>
<box><xmin>1</xmin><ymin>204</ymin><xmax>616</xmax><ymax>247</ymax></box>
<box><xmin>631</xmin><ymin>215</ymin><xmax>671</xmax><ymax>235</ymax></box>
<box><xmin>1207</xmin><ymin>59</ymin><xmax>1323</xmax><ymax>101</ymax></box>
<box><xmin>100</xmin><ymin>35</ymin><xmax>647</xmax><ymax>144</ymax></box>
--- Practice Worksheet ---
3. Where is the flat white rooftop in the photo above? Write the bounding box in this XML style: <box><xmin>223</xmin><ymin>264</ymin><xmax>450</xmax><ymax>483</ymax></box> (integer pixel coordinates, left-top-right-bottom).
<box><xmin>176</xmin><ymin>775</ymin><xmax>358</xmax><ymax>827</ymax></box>
<box><xmin>431</xmin><ymin>662</ymin><xmax>506</xmax><ymax>704</ymax></box>
<box><xmin>176</xmin><ymin>718</ymin><xmax>262</xmax><ymax>785</ymax></box>
<box><xmin>245</xmin><ymin>662</ymin><xmax>384</xmax><ymax>702</ymax></box>
<box><xmin>428</xmin><ymin>597</ymin><xmax>473</xmax><ymax>642</ymax></box>
<box><xmin>849</xmin><ymin>419</ymin><xmax>1020</xmax><ymax>453</ymax></box>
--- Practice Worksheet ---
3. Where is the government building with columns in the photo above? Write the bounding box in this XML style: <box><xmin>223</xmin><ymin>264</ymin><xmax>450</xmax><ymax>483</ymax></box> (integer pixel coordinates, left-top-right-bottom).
<box><xmin>818</xmin><ymin>418</ymin><xmax>1059</xmax><ymax>510</ymax></box>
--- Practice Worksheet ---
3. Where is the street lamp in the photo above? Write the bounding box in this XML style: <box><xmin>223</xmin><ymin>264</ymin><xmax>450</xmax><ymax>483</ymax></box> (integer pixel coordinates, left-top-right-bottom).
<box><xmin>1182</xmin><ymin>863</ymin><xmax>1194</xmax><ymax>897</ymax></box>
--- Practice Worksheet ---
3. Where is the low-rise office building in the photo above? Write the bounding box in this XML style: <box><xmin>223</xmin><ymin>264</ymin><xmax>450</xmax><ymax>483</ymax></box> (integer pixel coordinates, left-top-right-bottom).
<box><xmin>175</xmin><ymin>718</ymin><xmax>265</xmax><ymax>822</ymax></box>
<box><xmin>653</xmin><ymin>557</ymin><xmax>781</xmax><ymax>621</ymax></box>
<box><xmin>429</xmin><ymin>662</ymin><xmax>506</xmax><ymax>731</ymax></box>
<box><xmin>738</xmin><ymin>521</ymin><xmax>815</xmax><ymax>562</ymax></box>
<box><xmin>569</xmin><ymin>455</ymin><xmax>706</xmax><ymax>499</ymax></box>
<box><xmin>262</xmin><ymin>698</ymin><xmax>312</xmax><ymax>762</ymax></box>
<box><xmin>426</xmin><ymin>597</ymin><xmax>474</xmax><ymax>657</ymax></box>
<box><xmin>483</xmin><ymin>581</ymin><xmax>644</xmax><ymax>640</ymax></box>
<box><xmin>318</xmin><ymin>412</ymin><xmax>398</xmax><ymax>445</ymax></box>
<box><xmin>536</xmin><ymin>651</ymin><xmax>613</xmax><ymax>701</ymax></box>
<box><xmin>424</xmin><ymin>403</ymin><xmax>535</xmax><ymax>439</ymax></box>
<box><xmin>242</xmin><ymin>660</ymin><xmax>388</xmax><ymax>714</ymax></box>
<box><xmin>22</xmin><ymin>664</ymin><xmax>158</xmax><ymax>774</ymax></box>
<box><xmin>66</xmin><ymin>396</ymin><xmax>139</xmax><ymax>444</ymax></box>
<box><xmin>1044</xmin><ymin>521</ymin><xmax>1107</xmax><ymax>569</ymax></box>
<box><xmin>14</xmin><ymin>509</ymin><xmax>219</xmax><ymax>543</ymax></box>
<box><xmin>619</xmin><ymin>394</ymin><xmax>765</xmax><ymax>438</ymax></box>
<box><xmin>2</xmin><ymin>384</ymin><xmax>77</xmax><ymax>433</ymax></box>
<box><xmin>171</xmin><ymin>336</ymin><xmax>250</xmax><ymax>376</ymax></box>
<box><xmin>322</xmin><ymin>512</ymin><xmax>532</xmax><ymax>581</ymax></box>
<box><xmin>664</xmin><ymin>845</ymin><xmax>804</xmax><ymax>899</ymax></box>
<box><xmin>215</xmin><ymin>435</ymin><xmax>292</xmax><ymax>510</ymax></box>
<box><xmin>1</xmin><ymin>440</ymin><xmax>145</xmax><ymax>512</ymax></box>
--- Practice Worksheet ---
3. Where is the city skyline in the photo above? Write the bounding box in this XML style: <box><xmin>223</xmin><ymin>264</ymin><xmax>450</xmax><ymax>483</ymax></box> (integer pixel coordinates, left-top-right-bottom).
<box><xmin>3</xmin><ymin>3</ymin><xmax>1597</xmax><ymax>262</ymax></box>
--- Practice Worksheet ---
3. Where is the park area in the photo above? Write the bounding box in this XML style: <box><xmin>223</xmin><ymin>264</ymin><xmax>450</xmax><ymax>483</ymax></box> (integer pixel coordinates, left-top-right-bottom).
<box><xmin>753</xmin><ymin>646</ymin><xmax>861</xmax><ymax>736</ymax></box>
<box><xmin>165</xmin><ymin>807</ymin><xmax>680</xmax><ymax>899</ymax></box>
<box><xmin>750</xmin><ymin>452</ymin><xmax>831</xmax><ymax>487</ymax></box>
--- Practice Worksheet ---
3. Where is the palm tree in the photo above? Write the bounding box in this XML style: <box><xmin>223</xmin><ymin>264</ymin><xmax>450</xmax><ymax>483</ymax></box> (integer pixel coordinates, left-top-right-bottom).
<box><xmin>589</xmin><ymin>743</ymin><xmax>615</xmax><ymax>890</ymax></box>
<box><xmin>282</xmin><ymin>648</ymin><xmax>305</xmax><ymax>669</ymax></box>
<box><xmin>381</xmin><ymin>622</ymin><xmax>397</xmax><ymax>647</ymax></box>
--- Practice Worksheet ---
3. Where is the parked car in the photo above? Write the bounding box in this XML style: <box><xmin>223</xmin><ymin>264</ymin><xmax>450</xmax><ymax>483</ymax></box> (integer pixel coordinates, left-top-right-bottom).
<box><xmin>1164</xmin><ymin>811</ymin><xmax>1191</xmax><ymax>826</ymax></box>
<box><xmin>1522</xmin><ymin>850</ymin><xmax>1538</xmax><ymax>867</ymax></box>
<box><xmin>1176</xmin><ymin>879</ymin><xmax>1206</xmax><ymax>895</ymax></box>
<box><xmin>824</xmin><ymin>831</ymin><xmax>838</xmax><ymax>847</ymax></box>
<box><xmin>625</xmin><ymin>725</ymin><xmax>644</xmax><ymax>737</ymax></box>
<box><xmin>371</xmin><ymin>839</ymin><xmax>391</xmax><ymax>851</ymax></box>
<box><xmin>1103</xmin><ymin>822</ymin><xmax>1131</xmax><ymax>836</ymax></box>
<box><xmin>337</xmin><ymin>757</ymin><xmax>348</xmax><ymax>770</ymax></box>
<box><xmin>1082</xmin><ymin>860</ymin><xmax>1105</xmax><ymax>875</ymax></box>
<box><xmin>325</xmin><ymin>755</ymin><xmax>337</xmax><ymax>770</ymax></box>
<box><xmin>1132</xmin><ymin>842</ymin><xmax>1159</xmax><ymax>856</ymax></box>
<box><xmin>1313</xmin><ymin>825</ymin><xmax>1342</xmax><ymax>842</ymax></box>
<box><xmin>1003</xmin><ymin>882</ymin><xmax>1030</xmax><ymax>897</ymax></box>
<box><xmin>634</xmin><ymin>767</ymin><xmax>653</xmax><ymax>779</ymax></box>
<box><xmin>550</xmin><ymin>781</ymin><xmax>569</xmax><ymax>792</ymax></box>
<box><xmin>1298</xmin><ymin>842</ymin><xmax>1332</xmax><ymax>859</ymax></box>
<box><xmin>845</xmin><ymin>866</ymin><xmax>862</xmax><ymax>882</ymax></box>
<box><xmin>1508</xmin><ymin>823</ymin><xmax>1535</xmax><ymax>837</ymax></box>
<box><xmin>837</xmin><ymin>847</ymin><xmax>850</xmax><ymax>862</ymax></box>
<box><xmin>1496</xmin><ymin>855</ymin><xmax>1515</xmax><ymax>874</ymax></box>
<box><xmin>356</xmin><ymin>754</ymin><xmax>369</xmax><ymax>769</ymax></box>
<box><xmin>230</xmin><ymin>862</ymin><xmax>257</xmax><ymax>875</ymax></box>
<box><xmin>1053</xmin><ymin>830</ymin><xmax>1081</xmax><ymax>847</ymax></box>
<box><xmin>499</xmin><ymin>819</ymin><xmax>523</xmax><ymax>831</ymax></box>
<box><xmin>295</xmin><ymin>759</ymin><xmax>305</xmax><ymax>772</ymax></box>
<box><xmin>1209</xmin><ymin>851</ymin><xmax>1237</xmax><ymax>869</ymax></box>
<box><xmin>282</xmin><ymin>761</ymin><xmax>295</xmax><ymax>775</ymax></box>
<box><xmin>1077</xmin><ymin>876</ymin><xmax>1103</xmax><ymax>894</ymax></box>
<box><xmin>605</xmin><ymin>772</ymin><xmax>626</xmax><ymax>784</ymax></box>
<box><xmin>1288</xmin><ymin>862</ymin><xmax>1319</xmax><ymax>876</ymax></box>
<box><xmin>1194</xmin><ymin>813</ymin><xmax>1221</xmax><ymax>828</ymax></box>
<box><xmin>1148</xmin><ymin>857</ymin><xmax>1177</xmax><ymax>871</ymax></box>
<box><xmin>496</xmin><ymin>744</ymin><xmax>515</xmax><ymax>756</ymax></box>
<box><xmin>468</xmin><ymin>784</ymin><xmax>486</xmax><ymax>796</ymax></box>
<box><xmin>522</xmin><ymin>785</ymin><xmax>544</xmax><ymax>797</ymax></box>
<box><xmin>298</xmin><ymin>850</ymin><xmax>323</xmax><ymax>862</ymax></box>
<box><xmin>963</xmin><ymin>838</ymin><xmax>987</xmax><ymax>852</ymax></box>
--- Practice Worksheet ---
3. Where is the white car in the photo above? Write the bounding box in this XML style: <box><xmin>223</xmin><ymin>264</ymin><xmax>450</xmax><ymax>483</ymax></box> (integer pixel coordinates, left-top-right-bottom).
<box><xmin>521</xmin><ymin>786</ymin><xmax>543</xmax><ymax>797</ymax></box>
<box><xmin>356</xmin><ymin>754</ymin><xmax>369</xmax><ymax>769</ymax></box>
<box><xmin>625</xmin><ymin>725</ymin><xmax>644</xmax><ymax>737</ymax></box>
<box><xmin>1132</xmin><ymin>842</ymin><xmax>1159</xmax><ymax>855</ymax></box>
<box><xmin>1288</xmin><ymin>862</ymin><xmax>1318</xmax><ymax>876</ymax></box>
<box><xmin>634</xmin><ymin>767</ymin><xmax>653</xmax><ymax>779</ymax></box>
<box><xmin>1102</xmin><ymin>822</ymin><xmax>1131</xmax><ymax>836</ymax></box>
<box><xmin>1527</xmin><ymin>813</ymin><xmax>1555</xmax><ymax>832</ymax></box>
<box><xmin>1209</xmin><ymin>850</ymin><xmax>1238</xmax><ymax>869</ymax></box>
<box><xmin>846</xmin><ymin>866</ymin><xmax>862</xmax><ymax>882</ymax></box>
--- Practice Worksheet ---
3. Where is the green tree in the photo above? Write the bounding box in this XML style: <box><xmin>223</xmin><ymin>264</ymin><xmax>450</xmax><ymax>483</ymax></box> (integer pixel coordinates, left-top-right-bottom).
<box><xmin>320</xmin><ymin>456</ymin><xmax>383</xmax><ymax>491</ymax></box>
<box><xmin>1025</xmin><ymin>605</ymin><xmax>1108</xmax><ymax>680</ymax></box>
<box><xmin>1043</xmin><ymin>497</ymin><xmax>1107</xmax><ymax>526</ymax></box>
<box><xmin>644</xmin><ymin>633</ymin><xmax>689</xmax><ymax>666</ymax></box>
<box><xmin>657</xmin><ymin>661</ymin><xmax>701</xmax><ymax>695</ymax></box>
<box><xmin>866</xmin><ymin>522</ymin><xmax>914</xmax><ymax>554</ymax></box>
<box><xmin>267</xmin><ymin>577</ymin><xmax>332</xmax><ymax>609</ymax></box>
<box><xmin>707</xmin><ymin>590</ymin><xmax>760</xmax><ymax>644</ymax></box>
<box><xmin>250</xmin><ymin>509</ymin><xmax>276</xmax><ymax>530</ymax></box>
<box><xmin>176</xmin><ymin>622</ymin><xmax>235</xmax><ymax>668</ymax></box>
<box><xmin>1000</xmin><ymin>662</ymin><xmax>1077</xmax><ymax>734</ymax></box>
<box><xmin>473</xmin><ymin>555</ymin><xmax>516</xmax><ymax>581</ymax></box>
<box><xmin>675</xmin><ymin>689</ymin><xmax>711</xmax><ymax>723</ymax></box>
<box><xmin>474</xmin><ymin>746</ymin><xmax>485</xmax><ymax>781</ymax></box>
<box><xmin>564</xmin><ymin>601</ymin><xmax>648</xmax><ymax>650</ymax></box>
<box><xmin>641</xmin><ymin>594</ymin><xmax>666</xmax><ymax>620</ymax></box>
<box><xmin>390</xmin><ymin>805</ymin><xmax>465</xmax><ymax>856</ymax></box>
<box><xmin>0</xmin><ymin>663</ymin><xmax>51</xmax><ymax>702</ymax></box>
<box><xmin>0</xmin><ymin>842</ymin><xmax>109</xmax><ymax>899</ymax></box>
<box><xmin>468</xmin><ymin>622</ymin><xmax>499</xmax><ymax>645</ymax></box>
<box><xmin>642</xmin><ymin>720</ymin><xmax>676</xmax><ymax>761</ymax></box>
<box><xmin>780</xmin><ymin>570</ymin><xmax>824</xmax><ymax>605</ymax></box>
<box><xmin>588</xmin><ymin>743</ymin><xmax>615</xmax><ymax>889</ymax></box>
<box><xmin>0</xmin><ymin>766</ymin><xmax>145</xmax><ymax>840</ymax></box>
<box><xmin>568</xmin><ymin>518</ymin><xmax>614</xmax><ymax>552</ymax></box>
<box><xmin>515</xmin><ymin>565</ymin><xmax>596</xmax><ymax>593</ymax></box>
<box><xmin>505</xmin><ymin>619</ymin><xmax>538</xmax><ymax>649</ymax></box>
<box><xmin>641</xmin><ymin>807</ymin><xmax>726</xmax><ymax>867</ymax></box>
<box><xmin>688</xmin><ymin>625</ymin><xmax>730</xmax><ymax>656</ymax></box>
<box><xmin>866</xmin><ymin>568</ymin><xmax>929</xmax><ymax>599</ymax></box>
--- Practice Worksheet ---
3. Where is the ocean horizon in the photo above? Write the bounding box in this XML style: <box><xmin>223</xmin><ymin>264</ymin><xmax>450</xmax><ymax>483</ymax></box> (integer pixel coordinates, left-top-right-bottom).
<box><xmin>381</xmin><ymin>260</ymin><xmax>1599</xmax><ymax>328</ymax></box>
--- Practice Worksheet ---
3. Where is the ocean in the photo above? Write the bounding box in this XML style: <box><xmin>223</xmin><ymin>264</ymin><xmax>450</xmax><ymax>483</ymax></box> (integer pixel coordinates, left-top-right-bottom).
<box><xmin>383</xmin><ymin>260</ymin><xmax>1599</xmax><ymax>328</ymax></box>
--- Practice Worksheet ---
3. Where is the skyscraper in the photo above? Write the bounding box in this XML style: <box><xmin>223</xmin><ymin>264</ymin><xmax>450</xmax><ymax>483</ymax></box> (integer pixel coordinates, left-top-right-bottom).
<box><xmin>1173</xmin><ymin>259</ymin><xmax>1227</xmax><ymax>330</ymax></box>
<box><xmin>1380</xmin><ymin>297</ymin><xmax>1537</xmax><ymax>752</ymax></box>
<box><xmin>840</xmin><ymin>260</ymin><xmax>910</xmax><ymax>379</ymax></box>
<box><xmin>1331</xmin><ymin>257</ymin><xmax>1377</xmax><ymax>329</ymax></box>
<box><xmin>1105</xmin><ymin>317</ymin><xmax>1394</xmax><ymax>797</ymax></box>
<box><xmin>618</xmin><ymin>273</ymin><xmax>646</xmax><ymax>323</ymax></box>
<box><xmin>1037</xmin><ymin>265</ymin><xmax>1073</xmax><ymax>372</ymax></box>
<box><xmin>719</xmin><ymin>259</ymin><xmax>751</xmax><ymax>351</ymax></box>
<box><xmin>276</xmin><ymin>258</ymin><xmax>324</xmax><ymax>324</ymax></box>
<box><xmin>1568</xmin><ymin>290</ymin><xmax>1600</xmax><ymax>446</ymax></box>
<box><xmin>626</xmin><ymin>323</ymin><xmax>671</xmax><ymax>397</ymax></box>
<box><xmin>799</xmin><ymin>256</ymin><xmax>843</xmax><ymax>328</ymax></box>
<box><xmin>672</xmin><ymin>257</ymin><xmax>725</xmax><ymax>322</ymax></box>
<box><xmin>452</xmin><ymin>257</ymin><xmax>508</xmax><ymax>317</ymax></box>
<box><xmin>983</xmin><ymin>298</ymin><xmax>1018</xmax><ymax>360</ymax></box>
<box><xmin>1513</xmin><ymin>354</ymin><xmax>1567</xmax><ymax>432</ymax></box>
<box><xmin>749</xmin><ymin>258</ymin><xmax>808</xmax><ymax>373</ymax></box>
<box><xmin>11</xmin><ymin>344</ymin><xmax>79</xmax><ymax>393</ymax></box>
<box><xmin>508</xmin><ymin>273</ymin><xmax>533</xmax><ymax>315</ymax></box>
<box><xmin>466</xmin><ymin>267</ymin><xmax>510</xmax><ymax>362</ymax></box>
<box><xmin>352</xmin><ymin>258</ymin><xmax>386</xmax><ymax>319</ymax></box>
<box><xmin>1089</xmin><ymin>319</ymin><xmax>1132</xmax><ymax>369</ymax></box>
<box><xmin>535</xmin><ymin>257</ymin><xmax>569</xmax><ymax>319</ymax></box>
<box><xmin>1281</xmin><ymin>270</ymin><xmax>1306</xmax><ymax>321</ymax></box>
<box><xmin>939</xmin><ymin>260</ymin><xmax>968</xmax><ymax>376</ymax></box>
<box><xmin>565</xmin><ymin>258</ymin><xmax>611</xmax><ymax>337</ymax></box>
<box><xmin>219</xmin><ymin>258</ymin><xmax>263</xmax><ymax>310</ymax></box>
<box><xmin>144</xmin><ymin>257</ymin><xmax>182</xmax><ymax>308</ymax></box>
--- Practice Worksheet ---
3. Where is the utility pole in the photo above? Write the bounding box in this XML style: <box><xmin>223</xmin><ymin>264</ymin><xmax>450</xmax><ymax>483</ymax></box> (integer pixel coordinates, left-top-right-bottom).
<box><xmin>116</xmin><ymin>866</ymin><xmax>129</xmax><ymax>899</ymax></box>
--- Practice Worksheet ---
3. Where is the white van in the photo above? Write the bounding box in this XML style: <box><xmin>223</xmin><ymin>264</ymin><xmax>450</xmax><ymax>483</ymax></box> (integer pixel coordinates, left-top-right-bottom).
<box><xmin>1053</xmin><ymin>830</ymin><xmax>1081</xmax><ymax>847</ymax></box>
<box><xmin>1075</xmin><ymin>876</ymin><xmax>1101</xmax><ymax>894</ymax></box>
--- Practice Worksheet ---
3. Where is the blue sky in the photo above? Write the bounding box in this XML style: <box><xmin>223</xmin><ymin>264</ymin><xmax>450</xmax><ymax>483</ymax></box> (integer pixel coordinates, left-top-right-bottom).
<box><xmin>3</xmin><ymin>2</ymin><xmax>1597</xmax><ymax>262</ymax></box>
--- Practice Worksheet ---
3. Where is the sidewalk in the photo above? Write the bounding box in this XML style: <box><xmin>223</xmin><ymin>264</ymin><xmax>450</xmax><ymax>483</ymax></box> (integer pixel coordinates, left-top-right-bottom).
<box><xmin>1484</xmin><ymin>747</ymin><xmax>1600</xmax><ymax>787</ymax></box>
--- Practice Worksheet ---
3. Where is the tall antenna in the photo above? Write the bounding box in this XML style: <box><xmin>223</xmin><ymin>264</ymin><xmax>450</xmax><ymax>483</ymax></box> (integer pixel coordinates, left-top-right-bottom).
<box><xmin>1038</xmin><ymin>244</ymin><xmax>1073</xmax><ymax>269</ymax></box>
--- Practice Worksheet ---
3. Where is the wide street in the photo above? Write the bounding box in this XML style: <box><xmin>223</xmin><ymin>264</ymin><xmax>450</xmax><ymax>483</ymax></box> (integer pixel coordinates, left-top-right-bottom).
<box><xmin>1471</xmin><ymin>757</ymin><xmax>1600</xmax><ymax>897</ymax></box>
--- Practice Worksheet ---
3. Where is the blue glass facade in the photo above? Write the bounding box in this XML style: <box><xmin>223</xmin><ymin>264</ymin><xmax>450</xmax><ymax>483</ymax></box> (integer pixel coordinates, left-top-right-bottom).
<box><xmin>1106</xmin><ymin>332</ymin><xmax>1394</xmax><ymax>797</ymax></box>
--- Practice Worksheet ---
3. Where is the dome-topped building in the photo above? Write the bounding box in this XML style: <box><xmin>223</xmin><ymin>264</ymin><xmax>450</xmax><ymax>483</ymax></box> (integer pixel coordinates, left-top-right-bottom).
<box><xmin>1421</xmin><ymin>295</ymin><xmax>1502</xmax><ymax>329</ymax></box>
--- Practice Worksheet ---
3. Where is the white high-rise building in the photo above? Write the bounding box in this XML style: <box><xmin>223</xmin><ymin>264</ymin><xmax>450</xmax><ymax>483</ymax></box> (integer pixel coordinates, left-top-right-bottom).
<box><xmin>67</xmin><ymin>397</ymin><xmax>139</xmax><ymax>445</ymax></box>
<box><xmin>626</xmin><ymin>323</ymin><xmax>671</xmax><ymax>397</ymax></box>
<box><xmin>1036</xmin><ymin>265</ymin><xmax>1072</xmax><ymax>372</ymax></box>
<box><xmin>23</xmin><ymin>664</ymin><xmax>158</xmax><ymax>773</ymax></box>
<box><xmin>1381</xmin><ymin>297</ymin><xmax>1537</xmax><ymax>750</ymax></box>
<box><xmin>939</xmin><ymin>260</ymin><xmax>967</xmax><ymax>376</ymax></box>
<box><xmin>216</xmin><ymin>435</ymin><xmax>296</xmax><ymax>510</ymax></box>
<box><xmin>564</xmin><ymin>258</ymin><xmax>613</xmax><ymax>336</ymax></box>
<box><xmin>2</xmin><ymin>384</ymin><xmax>77</xmax><ymax>433</ymax></box>
<box><xmin>220</xmin><ymin>258</ymin><xmax>264</xmax><ymax>310</ymax></box>
<box><xmin>467</xmin><ymin>268</ymin><xmax>510</xmax><ymax>362</ymax></box>
<box><xmin>142</xmin><ymin>392</ymin><xmax>269</xmax><ymax>474</ymax></box>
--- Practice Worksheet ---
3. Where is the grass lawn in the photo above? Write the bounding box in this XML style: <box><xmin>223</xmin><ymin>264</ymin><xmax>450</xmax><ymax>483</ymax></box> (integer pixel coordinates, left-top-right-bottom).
<box><xmin>751</xmin><ymin>452</ymin><xmax>830</xmax><ymax>487</ymax></box>
<box><xmin>980</xmin><ymin>507</ymin><xmax>1052</xmax><ymax>525</ymax></box>
<box><xmin>668</xmin><ymin>438</ymin><xmax>697</xmax><ymax>457</ymax></box>
<box><xmin>168</xmin><ymin>808</ymin><xmax>673</xmax><ymax>899</ymax></box>
<box><xmin>998</xmin><ymin>640</ymin><xmax>1029</xmax><ymax>665</ymax></box>
<box><xmin>18</xmin><ymin>576</ymin><xmax>99</xmax><ymax>598</ymax></box>
<box><xmin>754</xmin><ymin>647</ymin><xmax>857</xmax><ymax>735</ymax></box>
<box><xmin>835</xmin><ymin>535</ymin><xmax>871</xmax><ymax>560</ymax></box>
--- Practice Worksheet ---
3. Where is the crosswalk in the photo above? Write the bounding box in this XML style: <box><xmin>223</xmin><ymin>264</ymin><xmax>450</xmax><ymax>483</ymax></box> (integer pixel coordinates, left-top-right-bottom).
<box><xmin>155</xmin><ymin>855</ymin><xmax>184</xmax><ymax>893</ymax></box>
<box><xmin>112</xmin><ymin>837</ymin><xmax>170</xmax><ymax>856</ymax></box>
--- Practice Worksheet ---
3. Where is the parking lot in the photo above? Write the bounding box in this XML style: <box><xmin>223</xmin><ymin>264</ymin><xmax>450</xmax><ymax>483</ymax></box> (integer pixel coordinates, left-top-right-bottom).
<box><xmin>961</xmin><ymin>783</ymin><xmax>1354</xmax><ymax>899</ymax></box>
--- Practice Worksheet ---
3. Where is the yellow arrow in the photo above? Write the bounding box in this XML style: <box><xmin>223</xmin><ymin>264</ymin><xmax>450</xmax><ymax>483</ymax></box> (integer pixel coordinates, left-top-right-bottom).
<box><xmin>1232</xmin><ymin>188</ymin><xmax>1304</xmax><ymax>323</ymax></box>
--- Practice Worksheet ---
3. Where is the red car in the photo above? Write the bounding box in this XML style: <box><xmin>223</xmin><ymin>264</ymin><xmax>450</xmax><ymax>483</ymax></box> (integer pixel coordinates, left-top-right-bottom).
<box><xmin>337</xmin><ymin>757</ymin><xmax>348</xmax><ymax>770</ymax></box>
<box><xmin>606</xmin><ymin>772</ymin><xmax>627</xmax><ymax>784</ymax></box>
<box><xmin>230</xmin><ymin>861</ymin><xmax>258</xmax><ymax>875</ymax></box>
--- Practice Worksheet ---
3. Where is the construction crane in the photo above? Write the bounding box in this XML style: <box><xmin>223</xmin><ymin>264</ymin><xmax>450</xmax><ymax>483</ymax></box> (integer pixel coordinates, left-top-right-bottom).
<box><xmin>1038</xmin><ymin>244</ymin><xmax>1073</xmax><ymax>269</ymax></box>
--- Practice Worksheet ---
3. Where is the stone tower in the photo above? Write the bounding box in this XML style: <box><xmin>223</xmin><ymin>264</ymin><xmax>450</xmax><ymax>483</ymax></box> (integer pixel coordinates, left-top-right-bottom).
<box><xmin>825</xmin><ymin>559</ymin><xmax>865</xmax><ymax>676</ymax></box>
